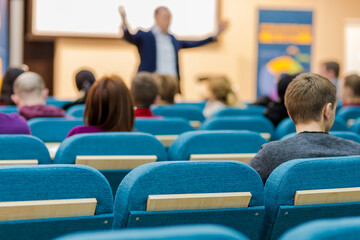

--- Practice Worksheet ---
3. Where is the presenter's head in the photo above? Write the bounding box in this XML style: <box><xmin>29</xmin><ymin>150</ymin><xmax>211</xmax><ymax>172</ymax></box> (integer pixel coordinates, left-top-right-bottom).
<box><xmin>154</xmin><ymin>6</ymin><xmax>171</xmax><ymax>33</ymax></box>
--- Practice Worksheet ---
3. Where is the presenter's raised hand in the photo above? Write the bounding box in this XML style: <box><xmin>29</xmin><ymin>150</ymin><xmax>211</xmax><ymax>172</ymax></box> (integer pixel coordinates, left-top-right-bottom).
<box><xmin>217</xmin><ymin>20</ymin><xmax>229</xmax><ymax>37</ymax></box>
<box><xmin>118</xmin><ymin>6</ymin><xmax>127</xmax><ymax>23</ymax></box>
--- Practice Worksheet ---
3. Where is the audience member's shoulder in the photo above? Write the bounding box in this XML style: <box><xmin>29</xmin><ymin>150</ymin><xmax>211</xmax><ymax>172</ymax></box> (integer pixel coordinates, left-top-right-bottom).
<box><xmin>0</xmin><ymin>112</ymin><xmax>31</xmax><ymax>134</ymax></box>
<box><xmin>66</xmin><ymin>125</ymin><xmax>104</xmax><ymax>138</ymax></box>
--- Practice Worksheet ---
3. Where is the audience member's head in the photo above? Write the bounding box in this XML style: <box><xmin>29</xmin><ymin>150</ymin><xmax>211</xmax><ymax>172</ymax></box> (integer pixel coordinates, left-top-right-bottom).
<box><xmin>0</xmin><ymin>67</ymin><xmax>25</xmax><ymax>105</ymax></box>
<box><xmin>341</xmin><ymin>74</ymin><xmax>360</xmax><ymax>106</ymax></box>
<box><xmin>154</xmin><ymin>74</ymin><xmax>178</xmax><ymax>104</ymax></box>
<box><xmin>11</xmin><ymin>72</ymin><xmax>48</xmax><ymax>107</ymax></box>
<box><xmin>285</xmin><ymin>73</ymin><xmax>336</xmax><ymax>132</ymax></box>
<box><xmin>131</xmin><ymin>72</ymin><xmax>159</xmax><ymax>109</ymax></box>
<box><xmin>207</xmin><ymin>76</ymin><xmax>237</xmax><ymax>106</ymax></box>
<box><xmin>154</xmin><ymin>6</ymin><xmax>171</xmax><ymax>33</ymax></box>
<box><xmin>84</xmin><ymin>76</ymin><xmax>134</xmax><ymax>132</ymax></box>
<box><xmin>320</xmin><ymin>61</ymin><xmax>340</xmax><ymax>82</ymax></box>
<box><xmin>277</xmin><ymin>73</ymin><xmax>300</xmax><ymax>102</ymax></box>
<box><xmin>75</xmin><ymin>70</ymin><xmax>96</xmax><ymax>93</ymax></box>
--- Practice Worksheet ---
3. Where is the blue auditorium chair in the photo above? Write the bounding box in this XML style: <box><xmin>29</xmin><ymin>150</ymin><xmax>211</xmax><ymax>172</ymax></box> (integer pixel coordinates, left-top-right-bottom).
<box><xmin>337</xmin><ymin>106</ymin><xmax>360</xmax><ymax>126</ymax></box>
<box><xmin>350</xmin><ymin>118</ymin><xmax>360</xmax><ymax>134</ymax></box>
<box><xmin>0</xmin><ymin>135</ymin><xmax>51</xmax><ymax>164</ymax></box>
<box><xmin>0</xmin><ymin>105</ymin><xmax>18</xmax><ymax>113</ymax></box>
<box><xmin>275</xmin><ymin>117</ymin><xmax>349</xmax><ymax>140</ymax></box>
<box><xmin>112</xmin><ymin>161</ymin><xmax>265</xmax><ymax>240</ymax></box>
<box><xmin>151</xmin><ymin>105</ymin><xmax>205</xmax><ymax>128</ymax></box>
<box><xmin>281</xmin><ymin>131</ymin><xmax>360</xmax><ymax>143</ymax></box>
<box><xmin>53</xmin><ymin>132</ymin><xmax>167</xmax><ymax>196</ymax></box>
<box><xmin>199</xmin><ymin>116</ymin><xmax>274</xmax><ymax>140</ymax></box>
<box><xmin>46</xmin><ymin>99</ymin><xmax>72</xmax><ymax>108</ymax></box>
<box><xmin>66</xmin><ymin>105</ymin><xmax>85</xmax><ymax>118</ymax></box>
<box><xmin>263</xmin><ymin>156</ymin><xmax>360</xmax><ymax>240</ymax></box>
<box><xmin>28</xmin><ymin>118</ymin><xmax>84</xmax><ymax>159</ymax></box>
<box><xmin>168</xmin><ymin>130</ymin><xmax>267</xmax><ymax>163</ymax></box>
<box><xmin>280</xmin><ymin>216</ymin><xmax>360</xmax><ymax>240</ymax></box>
<box><xmin>134</xmin><ymin>118</ymin><xmax>194</xmax><ymax>147</ymax></box>
<box><xmin>174</xmin><ymin>101</ymin><xmax>207</xmax><ymax>110</ymax></box>
<box><xmin>56</xmin><ymin>224</ymin><xmax>249</xmax><ymax>240</ymax></box>
<box><xmin>213</xmin><ymin>106</ymin><xmax>265</xmax><ymax>117</ymax></box>
<box><xmin>0</xmin><ymin>165</ymin><xmax>113</xmax><ymax>240</ymax></box>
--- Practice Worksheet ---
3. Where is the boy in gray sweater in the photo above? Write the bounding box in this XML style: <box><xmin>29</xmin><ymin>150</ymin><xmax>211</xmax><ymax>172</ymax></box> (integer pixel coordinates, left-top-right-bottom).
<box><xmin>249</xmin><ymin>73</ymin><xmax>360</xmax><ymax>184</ymax></box>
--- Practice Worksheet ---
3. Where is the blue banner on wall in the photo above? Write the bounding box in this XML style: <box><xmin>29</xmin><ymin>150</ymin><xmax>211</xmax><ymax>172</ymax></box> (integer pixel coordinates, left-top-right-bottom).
<box><xmin>0</xmin><ymin>0</ymin><xmax>9</xmax><ymax>78</ymax></box>
<box><xmin>257</xmin><ymin>10</ymin><xmax>313</xmax><ymax>99</ymax></box>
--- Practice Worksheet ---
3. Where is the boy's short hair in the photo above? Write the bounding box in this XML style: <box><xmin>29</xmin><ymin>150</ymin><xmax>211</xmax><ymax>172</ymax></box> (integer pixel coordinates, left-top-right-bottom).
<box><xmin>285</xmin><ymin>73</ymin><xmax>336</xmax><ymax>124</ymax></box>
<box><xmin>13</xmin><ymin>72</ymin><xmax>45</xmax><ymax>98</ymax></box>
<box><xmin>322</xmin><ymin>61</ymin><xmax>340</xmax><ymax>78</ymax></box>
<box><xmin>344</xmin><ymin>74</ymin><xmax>360</xmax><ymax>97</ymax></box>
<box><xmin>131</xmin><ymin>72</ymin><xmax>159</xmax><ymax>109</ymax></box>
<box><xmin>154</xmin><ymin>74</ymin><xmax>178</xmax><ymax>104</ymax></box>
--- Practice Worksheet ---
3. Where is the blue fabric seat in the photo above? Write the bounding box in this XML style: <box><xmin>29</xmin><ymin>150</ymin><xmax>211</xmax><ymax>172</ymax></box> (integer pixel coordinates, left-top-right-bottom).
<box><xmin>168</xmin><ymin>130</ymin><xmax>267</xmax><ymax>161</ymax></box>
<box><xmin>152</xmin><ymin>105</ymin><xmax>205</xmax><ymax>122</ymax></box>
<box><xmin>0</xmin><ymin>105</ymin><xmax>18</xmax><ymax>113</ymax></box>
<box><xmin>53</xmin><ymin>132</ymin><xmax>167</xmax><ymax>196</ymax></box>
<box><xmin>66</xmin><ymin>105</ymin><xmax>85</xmax><ymax>118</ymax></box>
<box><xmin>280</xmin><ymin>216</ymin><xmax>360</xmax><ymax>240</ymax></box>
<box><xmin>0</xmin><ymin>165</ymin><xmax>113</xmax><ymax>240</ymax></box>
<box><xmin>134</xmin><ymin>118</ymin><xmax>194</xmax><ymax>135</ymax></box>
<box><xmin>213</xmin><ymin>107</ymin><xmax>265</xmax><ymax>117</ymax></box>
<box><xmin>46</xmin><ymin>99</ymin><xmax>72</xmax><ymax>108</ymax></box>
<box><xmin>0</xmin><ymin>135</ymin><xmax>51</xmax><ymax>164</ymax></box>
<box><xmin>113</xmin><ymin>161</ymin><xmax>265</xmax><ymax>240</ymax></box>
<box><xmin>263</xmin><ymin>156</ymin><xmax>360</xmax><ymax>240</ymax></box>
<box><xmin>337</xmin><ymin>106</ymin><xmax>360</xmax><ymax>124</ymax></box>
<box><xmin>275</xmin><ymin>117</ymin><xmax>349</xmax><ymax>140</ymax></box>
<box><xmin>199</xmin><ymin>116</ymin><xmax>274</xmax><ymax>140</ymax></box>
<box><xmin>350</xmin><ymin>118</ymin><xmax>360</xmax><ymax>134</ymax></box>
<box><xmin>28</xmin><ymin>118</ymin><xmax>83</xmax><ymax>142</ymax></box>
<box><xmin>56</xmin><ymin>224</ymin><xmax>249</xmax><ymax>240</ymax></box>
<box><xmin>174</xmin><ymin>101</ymin><xmax>207</xmax><ymax>110</ymax></box>
<box><xmin>281</xmin><ymin>131</ymin><xmax>360</xmax><ymax>143</ymax></box>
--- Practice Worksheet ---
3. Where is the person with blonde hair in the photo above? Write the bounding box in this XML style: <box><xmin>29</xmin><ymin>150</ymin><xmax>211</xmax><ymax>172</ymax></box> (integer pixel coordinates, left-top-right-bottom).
<box><xmin>202</xmin><ymin>76</ymin><xmax>237</xmax><ymax>118</ymax></box>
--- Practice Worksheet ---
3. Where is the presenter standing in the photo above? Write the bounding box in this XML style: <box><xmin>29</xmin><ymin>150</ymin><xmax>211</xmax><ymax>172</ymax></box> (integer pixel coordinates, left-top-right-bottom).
<box><xmin>119</xmin><ymin>6</ymin><xmax>227</xmax><ymax>84</ymax></box>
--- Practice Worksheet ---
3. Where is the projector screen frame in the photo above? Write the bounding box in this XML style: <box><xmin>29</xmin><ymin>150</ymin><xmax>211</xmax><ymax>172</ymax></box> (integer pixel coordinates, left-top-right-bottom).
<box><xmin>26</xmin><ymin>0</ymin><xmax>221</xmax><ymax>41</ymax></box>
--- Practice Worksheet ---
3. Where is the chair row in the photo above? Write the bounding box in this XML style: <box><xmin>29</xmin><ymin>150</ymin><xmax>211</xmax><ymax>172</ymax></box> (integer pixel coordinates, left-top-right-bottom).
<box><xmin>1</xmin><ymin>156</ymin><xmax>360</xmax><ymax>240</ymax></box>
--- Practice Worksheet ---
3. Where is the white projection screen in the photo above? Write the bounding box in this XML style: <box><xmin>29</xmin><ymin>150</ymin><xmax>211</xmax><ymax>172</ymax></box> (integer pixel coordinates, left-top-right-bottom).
<box><xmin>31</xmin><ymin>0</ymin><xmax>218</xmax><ymax>39</ymax></box>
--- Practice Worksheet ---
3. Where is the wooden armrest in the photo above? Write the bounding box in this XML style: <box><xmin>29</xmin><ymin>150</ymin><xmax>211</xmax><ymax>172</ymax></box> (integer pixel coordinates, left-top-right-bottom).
<box><xmin>0</xmin><ymin>160</ymin><xmax>39</xmax><ymax>165</ymax></box>
<box><xmin>147</xmin><ymin>192</ymin><xmax>251</xmax><ymax>211</ymax></box>
<box><xmin>260</xmin><ymin>133</ymin><xmax>271</xmax><ymax>140</ymax></box>
<box><xmin>294</xmin><ymin>187</ymin><xmax>360</xmax><ymax>205</ymax></box>
<box><xmin>0</xmin><ymin>198</ymin><xmax>97</xmax><ymax>221</ymax></box>
<box><xmin>190</xmin><ymin>121</ymin><xmax>201</xmax><ymax>129</ymax></box>
<box><xmin>156</xmin><ymin>135</ymin><xmax>178</xmax><ymax>147</ymax></box>
<box><xmin>45</xmin><ymin>142</ymin><xmax>61</xmax><ymax>160</ymax></box>
<box><xmin>190</xmin><ymin>153</ymin><xmax>256</xmax><ymax>164</ymax></box>
<box><xmin>75</xmin><ymin>155</ymin><xmax>157</xmax><ymax>170</ymax></box>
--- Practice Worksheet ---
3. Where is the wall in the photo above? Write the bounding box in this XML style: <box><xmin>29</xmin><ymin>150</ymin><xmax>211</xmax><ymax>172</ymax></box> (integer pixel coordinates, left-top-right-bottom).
<box><xmin>53</xmin><ymin>0</ymin><xmax>360</xmax><ymax>101</ymax></box>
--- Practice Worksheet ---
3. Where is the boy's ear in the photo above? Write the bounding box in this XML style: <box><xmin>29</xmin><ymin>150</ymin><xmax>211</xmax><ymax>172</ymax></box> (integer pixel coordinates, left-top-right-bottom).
<box><xmin>11</xmin><ymin>94</ymin><xmax>19</xmax><ymax>105</ymax></box>
<box><xmin>323</xmin><ymin>102</ymin><xmax>333</xmax><ymax>120</ymax></box>
<box><xmin>42</xmin><ymin>88</ymin><xmax>49</xmax><ymax>100</ymax></box>
<box><xmin>153</xmin><ymin>95</ymin><xmax>161</xmax><ymax>104</ymax></box>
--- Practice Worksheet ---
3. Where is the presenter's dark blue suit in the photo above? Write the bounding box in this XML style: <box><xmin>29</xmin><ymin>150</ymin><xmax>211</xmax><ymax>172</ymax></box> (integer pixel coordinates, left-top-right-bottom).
<box><xmin>123</xmin><ymin>28</ymin><xmax>216</xmax><ymax>78</ymax></box>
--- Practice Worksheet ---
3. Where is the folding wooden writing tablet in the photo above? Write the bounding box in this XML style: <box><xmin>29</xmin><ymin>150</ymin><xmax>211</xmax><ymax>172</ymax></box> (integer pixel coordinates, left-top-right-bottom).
<box><xmin>190</xmin><ymin>153</ymin><xmax>256</xmax><ymax>164</ymax></box>
<box><xmin>260</xmin><ymin>133</ymin><xmax>271</xmax><ymax>140</ymax></box>
<box><xmin>294</xmin><ymin>187</ymin><xmax>360</xmax><ymax>205</ymax></box>
<box><xmin>0</xmin><ymin>198</ymin><xmax>97</xmax><ymax>221</ymax></box>
<box><xmin>155</xmin><ymin>135</ymin><xmax>178</xmax><ymax>147</ymax></box>
<box><xmin>75</xmin><ymin>155</ymin><xmax>157</xmax><ymax>170</ymax></box>
<box><xmin>190</xmin><ymin>121</ymin><xmax>201</xmax><ymax>129</ymax></box>
<box><xmin>45</xmin><ymin>142</ymin><xmax>61</xmax><ymax>160</ymax></box>
<box><xmin>0</xmin><ymin>160</ymin><xmax>39</xmax><ymax>165</ymax></box>
<box><xmin>146</xmin><ymin>192</ymin><xmax>252</xmax><ymax>211</ymax></box>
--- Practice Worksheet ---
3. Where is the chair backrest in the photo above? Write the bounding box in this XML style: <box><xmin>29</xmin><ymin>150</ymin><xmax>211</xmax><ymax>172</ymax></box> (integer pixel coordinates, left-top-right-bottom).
<box><xmin>152</xmin><ymin>105</ymin><xmax>206</xmax><ymax>122</ymax></box>
<box><xmin>54</xmin><ymin>132</ymin><xmax>167</xmax><ymax>196</ymax></box>
<box><xmin>199</xmin><ymin>116</ymin><xmax>274</xmax><ymax>140</ymax></box>
<box><xmin>66</xmin><ymin>105</ymin><xmax>85</xmax><ymax>118</ymax></box>
<box><xmin>46</xmin><ymin>99</ymin><xmax>72</xmax><ymax>108</ymax></box>
<box><xmin>275</xmin><ymin>117</ymin><xmax>349</xmax><ymax>140</ymax></box>
<box><xmin>174</xmin><ymin>101</ymin><xmax>207</xmax><ymax>110</ymax></box>
<box><xmin>0</xmin><ymin>105</ymin><xmax>18</xmax><ymax>113</ymax></box>
<box><xmin>113</xmin><ymin>161</ymin><xmax>264</xmax><ymax>240</ymax></box>
<box><xmin>0</xmin><ymin>165</ymin><xmax>113</xmax><ymax>240</ymax></box>
<box><xmin>134</xmin><ymin>118</ymin><xmax>194</xmax><ymax>135</ymax></box>
<box><xmin>28</xmin><ymin>118</ymin><xmax>84</xmax><ymax>142</ymax></box>
<box><xmin>0</xmin><ymin>135</ymin><xmax>51</xmax><ymax>164</ymax></box>
<box><xmin>264</xmin><ymin>156</ymin><xmax>360</xmax><ymax>240</ymax></box>
<box><xmin>350</xmin><ymin>118</ymin><xmax>360</xmax><ymax>134</ymax></box>
<box><xmin>280</xmin><ymin>216</ymin><xmax>360</xmax><ymax>240</ymax></box>
<box><xmin>213</xmin><ymin>107</ymin><xmax>265</xmax><ymax>117</ymax></box>
<box><xmin>281</xmin><ymin>131</ymin><xmax>360</xmax><ymax>143</ymax></box>
<box><xmin>168</xmin><ymin>130</ymin><xmax>267</xmax><ymax>162</ymax></box>
<box><xmin>55</xmin><ymin>224</ymin><xmax>249</xmax><ymax>240</ymax></box>
<box><xmin>337</xmin><ymin>106</ymin><xmax>360</xmax><ymax>123</ymax></box>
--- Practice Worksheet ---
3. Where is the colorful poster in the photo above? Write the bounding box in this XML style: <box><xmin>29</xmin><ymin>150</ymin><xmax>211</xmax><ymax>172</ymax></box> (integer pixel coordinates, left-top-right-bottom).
<box><xmin>257</xmin><ymin>10</ymin><xmax>313</xmax><ymax>99</ymax></box>
<box><xmin>0</xmin><ymin>0</ymin><xmax>9</xmax><ymax>78</ymax></box>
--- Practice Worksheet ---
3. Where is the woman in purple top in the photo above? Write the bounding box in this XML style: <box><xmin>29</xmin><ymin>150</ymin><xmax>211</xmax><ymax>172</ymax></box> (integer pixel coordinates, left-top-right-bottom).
<box><xmin>0</xmin><ymin>112</ymin><xmax>31</xmax><ymax>134</ymax></box>
<box><xmin>66</xmin><ymin>76</ymin><xmax>135</xmax><ymax>138</ymax></box>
